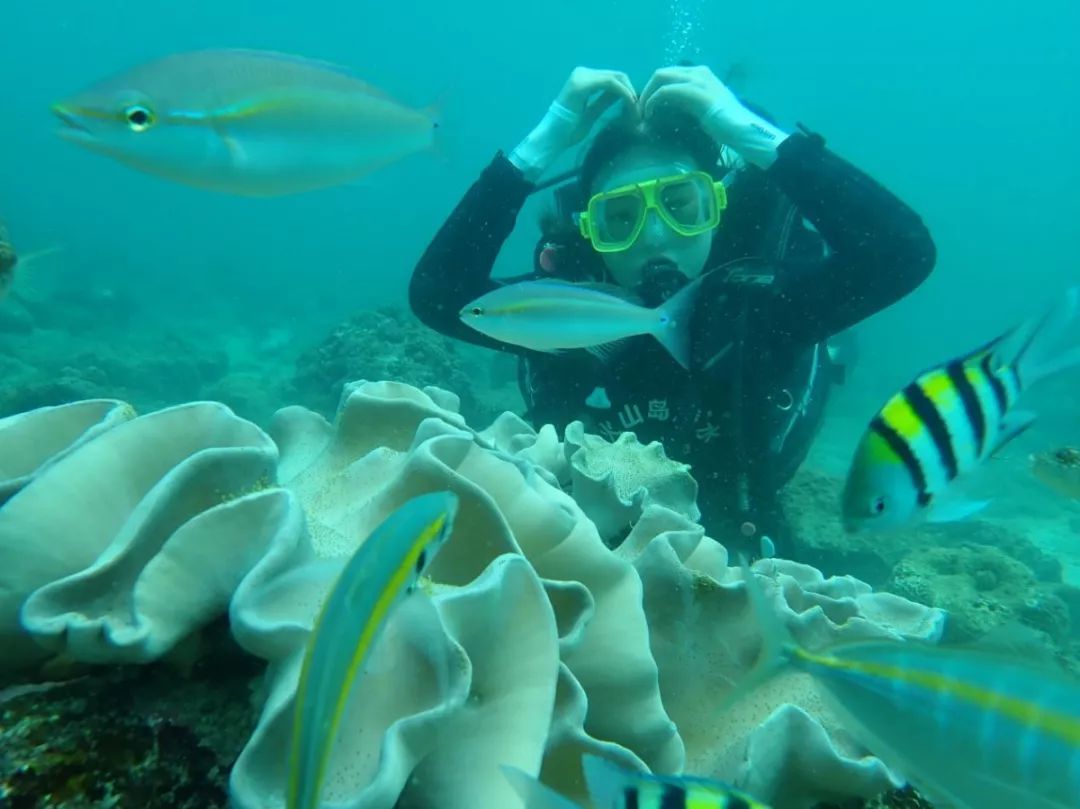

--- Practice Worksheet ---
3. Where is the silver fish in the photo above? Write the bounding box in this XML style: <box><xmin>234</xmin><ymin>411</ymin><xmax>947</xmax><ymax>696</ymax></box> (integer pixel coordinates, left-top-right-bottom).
<box><xmin>53</xmin><ymin>49</ymin><xmax>440</xmax><ymax>196</ymax></box>
<box><xmin>459</xmin><ymin>276</ymin><xmax>705</xmax><ymax>369</ymax></box>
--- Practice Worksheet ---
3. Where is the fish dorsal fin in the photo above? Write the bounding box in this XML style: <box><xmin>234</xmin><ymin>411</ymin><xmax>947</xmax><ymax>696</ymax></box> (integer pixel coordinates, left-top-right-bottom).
<box><xmin>211</xmin><ymin>48</ymin><xmax>400</xmax><ymax>101</ymax></box>
<box><xmin>518</xmin><ymin>278</ymin><xmax>645</xmax><ymax>307</ymax></box>
<box><xmin>960</xmin><ymin>286</ymin><xmax>1080</xmax><ymax>386</ymax></box>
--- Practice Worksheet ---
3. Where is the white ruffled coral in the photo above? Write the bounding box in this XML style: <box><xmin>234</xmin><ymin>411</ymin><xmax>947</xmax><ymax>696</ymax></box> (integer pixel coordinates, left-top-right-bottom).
<box><xmin>0</xmin><ymin>380</ymin><xmax>947</xmax><ymax>808</ymax></box>
<box><xmin>228</xmin><ymin>380</ymin><xmax>945</xmax><ymax>809</ymax></box>
<box><xmin>0</xmin><ymin>399</ymin><xmax>134</xmax><ymax>506</ymax></box>
<box><xmin>563</xmin><ymin>420</ymin><xmax>700</xmax><ymax>544</ymax></box>
<box><xmin>0</xmin><ymin>401</ymin><xmax>305</xmax><ymax>669</ymax></box>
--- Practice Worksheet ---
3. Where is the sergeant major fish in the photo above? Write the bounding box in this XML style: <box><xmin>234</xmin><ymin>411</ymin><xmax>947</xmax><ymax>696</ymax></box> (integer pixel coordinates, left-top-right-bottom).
<box><xmin>502</xmin><ymin>752</ymin><xmax>771</xmax><ymax>809</ymax></box>
<box><xmin>286</xmin><ymin>491</ymin><xmax>457</xmax><ymax>809</ymax></box>
<box><xmin>843</xmin><ymin>286</ymin><xmax>1080</xmax><ymax>530</ymax></box>
<box><xmin>459</xmin><ymin>276</ymin><xmax>706</xmax><ymax>370</ymax></box>
<box><xmin>52</xmin><ymin>49</ymin><xmax>441</xmax><ymax>196</ymax></box>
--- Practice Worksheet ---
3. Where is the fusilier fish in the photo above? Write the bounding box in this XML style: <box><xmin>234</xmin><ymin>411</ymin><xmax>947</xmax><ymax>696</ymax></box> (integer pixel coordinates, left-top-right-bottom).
<box><xmin>730</xmin><ymin>562</ymin><xmax>1080</xmax><ymax>809</ymax></box>
<box><xmin>53</xmin><ymin>49</ymin><xmax>440</xmax><ymax>196</ymax></box>
<box><xmin>287</xmin><ymin>491</ymin><xmax>457</xmax><ymax>809</ymax></box>
<box><xmin>843</xmin><ymin>286</ymin><xmax>1080</xmax><ymax>530</ymax></box>
<box><xmin>502</xmin><ymin>753</ymin><xmax>771</xmax><ymax>809</ymax></box>
<box><xmin>459</xmin><ymin>276</ymin><xmax>705</xmax><ymax>370</ymax></box>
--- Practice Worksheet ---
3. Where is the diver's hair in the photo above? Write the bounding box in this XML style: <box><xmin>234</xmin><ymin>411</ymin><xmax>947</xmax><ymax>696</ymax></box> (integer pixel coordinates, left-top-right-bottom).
<box><xmin>578</xmin><ymin>109</ymin><xmax>723</xmax><ymax>195</ymax></box>
<box><xmin>535</xmin><ymin>109</ymin><xmax>723</xmax><ymax>282</ymax></box>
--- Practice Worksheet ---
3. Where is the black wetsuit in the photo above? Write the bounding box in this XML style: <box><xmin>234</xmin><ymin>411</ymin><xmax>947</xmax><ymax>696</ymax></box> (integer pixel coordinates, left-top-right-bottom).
<box><xmin>410</xmin><ymin>130</ymin><xmax>936</xmax><ymax>553</ymax></box>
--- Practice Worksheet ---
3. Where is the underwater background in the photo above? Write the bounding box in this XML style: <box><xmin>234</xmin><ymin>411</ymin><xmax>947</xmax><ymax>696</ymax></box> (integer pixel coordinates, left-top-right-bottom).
<box><xmin>4</xmin><ymin>0</ymin><xmax>1076</xmax><ymax>566</ymax></box>
<box><xmin>1</xmin><ymin>0</ymin><xmax>1079</xmax><ymax>806</ymax></box>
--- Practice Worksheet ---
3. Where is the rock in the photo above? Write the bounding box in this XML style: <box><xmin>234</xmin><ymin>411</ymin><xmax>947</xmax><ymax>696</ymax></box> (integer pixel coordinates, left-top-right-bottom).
<box><xmin>292</xmin><ymin>307</ymin><xmax>481</xmax><ymax>422</ymax></box>
<box><xmin>887</xmin><ymin>544</ymin><xmax>1070</xmax><ymax>644</ymax></box>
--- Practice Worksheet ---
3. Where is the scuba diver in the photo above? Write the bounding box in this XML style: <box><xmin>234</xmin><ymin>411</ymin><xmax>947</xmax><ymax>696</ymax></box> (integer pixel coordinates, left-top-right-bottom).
<box><xmin>0</xmin><ymin>221</ymin><xmax>17</xmax><ymax>300</ymax></box>
<box><xmin>409</xmin><ymin>65</ymin><xmax>936</xmax><ymax>554</ymax></box>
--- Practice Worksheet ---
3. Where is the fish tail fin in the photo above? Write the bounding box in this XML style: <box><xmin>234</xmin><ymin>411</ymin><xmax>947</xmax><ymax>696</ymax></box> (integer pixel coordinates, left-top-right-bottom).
<box><xmin>424</xmin><ymin>87</ymin><xmax>452</xmax><ymax>162</ymax></box>
<box><xmin>500</xmin><ymin>764</ymin><xmax>583</xmax><ymax>809</ymax></box>
<box><xmin>16</xmin><ymin>246</ymin><xmax>64</xmax><ymax>273</ymax></box>
<box><xmin>651</xmin><ymin>274</ymin><xmax>708</xmax><ymax>370</ymax></box>
<box><xmin>580</xmin><ymin>755</ymin><xmax>638</xmax><ymax>808</ymax></box>
<box><xmin>989</xmin><ymin>285</ymin><xmax>1080</xmax><ymax>388</ymax></box>
<box><xmin>715</xmin><ymin>560</ymin><xmax>796</xmax><ymax>715</ymax></box>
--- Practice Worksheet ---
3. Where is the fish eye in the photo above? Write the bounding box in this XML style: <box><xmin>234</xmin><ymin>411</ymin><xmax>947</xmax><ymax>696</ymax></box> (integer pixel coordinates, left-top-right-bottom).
<box><xmin>470</xmin><ymin>306</ymin><xmax>483</xmax><ymax>316</ymax></box>
<box><xmin>124</xmin><ymin>105</ymin><xmax>155</xmax><ymax>132</ymax></box>
<box><xmin>871</xmin><ymin>496</ymin><xmax>887</xmax><ymax>515</ymax></box>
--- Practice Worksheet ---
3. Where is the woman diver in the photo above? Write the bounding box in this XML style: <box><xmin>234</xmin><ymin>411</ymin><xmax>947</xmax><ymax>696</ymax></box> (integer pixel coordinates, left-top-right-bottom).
<box><xmin>409</xmin><ymin>65</ymin><xmax>936</xmax><ymax>554</ymax></box>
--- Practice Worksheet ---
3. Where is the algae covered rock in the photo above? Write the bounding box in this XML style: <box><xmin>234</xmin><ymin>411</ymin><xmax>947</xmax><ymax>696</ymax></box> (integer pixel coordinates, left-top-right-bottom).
<box><xmin>783</xmin><ymin>468</ymin><xmax>1063</xmax><ymax>586</ymax></box>
<box><xmin>887</xmin><ymin>543</ymin><xmax>1070</xmax><ymax>643</ymax></box>
<box><xmin>0</xmin><ymin>626</ymin><xmax>260</xmax><ymax>809</ymax></box>
<box><xmin>292</xmin><ymin>307</ymin><xmax>479</xmax><ymax>420</ymax></box>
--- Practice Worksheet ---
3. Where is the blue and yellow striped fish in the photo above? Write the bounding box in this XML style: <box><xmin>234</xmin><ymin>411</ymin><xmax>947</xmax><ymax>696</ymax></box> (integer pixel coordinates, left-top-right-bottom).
<box><xmin>502</xmin><ymin>753</ymin><xmax>771</xmax><ymax>809</ymax></box>
<box><xmin>287</xmin><ymin>491</ymin><xmax>457</xmax><ymax>809</ymax></box>
<box><xmin>843</xmin><ymin>286</ymin><xmax>1080</xmax><ymax>530</ymax></box>
<box><xmin>731</xmin><ymin>563</ymin><xmax>1080</xmax><ymax>809</ymax></box>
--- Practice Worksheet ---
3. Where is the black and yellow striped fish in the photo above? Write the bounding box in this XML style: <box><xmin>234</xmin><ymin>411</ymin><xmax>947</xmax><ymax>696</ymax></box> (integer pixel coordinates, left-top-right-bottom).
<box><xmin>842</xmin><ymin>286</ymin><xmax>1080</xmax><ymax>531</ymax></box>
<box><xmin>503</xmin><ymin>754</ymin><xmax>770</xmax><ymax>809</ymax></box>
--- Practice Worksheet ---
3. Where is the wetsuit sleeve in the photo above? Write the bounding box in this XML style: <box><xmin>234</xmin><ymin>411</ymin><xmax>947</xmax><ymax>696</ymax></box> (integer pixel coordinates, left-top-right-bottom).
<box><xmin>409</xmin><ymin>151</ymin><xmax>536</xmax><ymax>348</ymax></box>
<box><xmin>764</xmin><ymin>131</ymin><xmax>937</xmax><ymax>346</ymax></box>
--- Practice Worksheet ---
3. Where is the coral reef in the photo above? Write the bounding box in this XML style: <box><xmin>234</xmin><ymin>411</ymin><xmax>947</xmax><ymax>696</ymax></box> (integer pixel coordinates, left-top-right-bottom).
<box><xmin>0</xmin><ymin>622</ymin><xmax>259</xmax><ymax>809</ymax></box>
<box><xmin>564</xmin><ymin>421</ymin><xmax>700</xmax><ymax>545</ymax></box>
<box><xmin>11</xmin><ymin>381</ymin><xmax>1056</xmax><ymax>809</ymax></box>
<box><xmin>0</xmin><ymin>329</ymin><xmax>232</xmax><ymax>420</ymax></box>
<box><xmin>291</xmin><ymin>307</ymin><xmax>487</xmax><ymax>422</ymax></box>
<box><xmin>0</xmin><ymin>402</ymin><xmax>303</xmax><ymax>670</ymax></box>
<box><xmin>226</xmin><ymin>380</ymin><xmax>943</xmax><ymax>809</ymax></box>
<box><xmin>888</xmin><ymin>544</ymin><xmax>1071</xmax><ymax>643</ymax></box>
<box><xmin>783</xmin><ymin>468</ymin><xmax>1064</xmax><ymax>586</ymax></box>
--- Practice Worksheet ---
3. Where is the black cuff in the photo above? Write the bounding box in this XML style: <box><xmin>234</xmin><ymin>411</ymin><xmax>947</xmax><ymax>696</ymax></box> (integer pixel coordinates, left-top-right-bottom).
<box><xmin>769</xmin><ymin>129</ymin><xmax>827</xmax><ymax>174</ymax></box>
<box><xmin>490</xmin><ymin>150</ymin><xmax>537</xmax><ymax>194</ymax></box>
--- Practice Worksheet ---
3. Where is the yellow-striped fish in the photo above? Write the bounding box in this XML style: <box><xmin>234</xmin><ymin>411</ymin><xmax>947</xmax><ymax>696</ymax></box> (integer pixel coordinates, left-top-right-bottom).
<box><xmin>287</xmin><ymin>490</ymin><xmax>457</xmax><ymax>809</ymax></box>
<box><xmin>53</xmin><ymin>49</ymin><xmax>441</xmax><ymax>196</ymax></box>
<box><xmin>843</xmin><ymin>286</ymin><xmax>1080</xmax><ymax>530</ymax></box>
<box><xmin>502</xmin><ymin>753</ymin><xmax>771</xmax><ymax>809</ymax></box>
<box><xmin>731</xmin><ymin>562</ymin><xmax>1080</xmax><ymax>809</ymax></box>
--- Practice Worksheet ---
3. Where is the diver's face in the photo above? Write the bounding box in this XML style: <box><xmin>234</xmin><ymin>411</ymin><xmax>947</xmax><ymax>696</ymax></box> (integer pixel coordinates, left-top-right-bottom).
<box><xmin>591</xmin><ymin>146</ymin><xmax>715</xmax><ymax>289</ymax></box>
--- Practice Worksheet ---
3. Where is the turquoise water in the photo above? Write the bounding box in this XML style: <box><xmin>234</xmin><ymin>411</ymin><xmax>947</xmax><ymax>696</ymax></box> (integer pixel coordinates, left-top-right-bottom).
<box><xmin>2</xmin><ymin>1</ymin><xmax>1079</xmax><ymax>806</ymax></box>
<box><xmin>4</xmin><ymin>0</ymin><xmax>1076</xmax><ymax>506</ymax></box>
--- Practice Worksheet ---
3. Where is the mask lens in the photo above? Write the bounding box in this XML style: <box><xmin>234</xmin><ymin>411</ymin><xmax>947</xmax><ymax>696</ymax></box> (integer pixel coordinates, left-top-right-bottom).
<box><xmin>659</xmin><ymin>174</ymin><xmax>714</xmax><ymax>232</ymax></box>
<box><xmin>592</xmin><ymin>190</ymin><xmax>645</xmax><ymax>250</ymax></box>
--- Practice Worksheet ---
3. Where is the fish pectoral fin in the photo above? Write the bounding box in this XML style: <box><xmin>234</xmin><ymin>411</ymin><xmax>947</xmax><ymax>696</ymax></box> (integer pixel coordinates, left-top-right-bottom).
<box><xmin>220</xmin><ymin>132</ymin><xmax>250</xmax><ymax>167</ymax></box>
<box><xmin>926</xmin><ymin>497</ymin><xmax>991</xmax><ymax>523</ymax></box>
<box><xmin>585</xmin><ymin>339</ymin><xmax>626</xmax><ymax>362</ymax></box>
<box><xmin>989</xmin><ymin>410</ymin><xmax>1036</xmax><ymax>456</ymax></box>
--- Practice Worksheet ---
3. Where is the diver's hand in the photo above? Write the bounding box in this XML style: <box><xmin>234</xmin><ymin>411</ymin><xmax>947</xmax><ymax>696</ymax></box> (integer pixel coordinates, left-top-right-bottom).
<box><xmin>510</xmin><ymin>67</ymin><xmax>637</xmax><ymax>181</ymax></box>
<box><xmin>639</xmin><ymin>65</ymin><xmax>788</xmax><ymax>169</ymax></box>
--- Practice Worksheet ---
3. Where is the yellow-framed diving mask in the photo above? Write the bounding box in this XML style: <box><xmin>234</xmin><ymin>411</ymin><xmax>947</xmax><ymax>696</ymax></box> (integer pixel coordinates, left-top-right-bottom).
<box><xmin>576</xmin><ymin>171</ymin><xmax>727</xmax><ymax>253</ymax></box>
